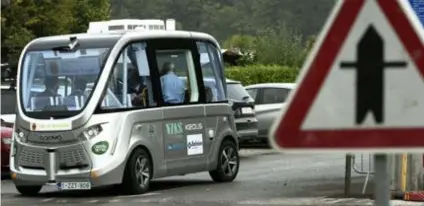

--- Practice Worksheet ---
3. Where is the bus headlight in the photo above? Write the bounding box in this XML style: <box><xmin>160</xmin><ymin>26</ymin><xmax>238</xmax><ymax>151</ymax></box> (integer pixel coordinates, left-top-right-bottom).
<box><xmin>80</xmin><ymin>124</ymin><xmax>103</xmax><ymax>140</ymax></box>
<box><xmin>14</xmin><ymin>130</ymin><xmax>27</xmax><ymax>143</ymax></box>
<box><xmin>1</xmin><ymin>137</ymin><xmax>12</xmax><ymax>145</ymax></box>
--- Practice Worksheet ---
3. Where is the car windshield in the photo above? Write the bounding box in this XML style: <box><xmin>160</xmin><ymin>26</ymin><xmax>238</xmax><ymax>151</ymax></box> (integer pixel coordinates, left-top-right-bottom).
<box><xmin>227</xmin><ymin>82</ymin><xmax>251</xmax><ymax>101</ymax></box>
<box><xmin>20</xmin><ymin>48</ymin><xmax>110</xmax><ymax>115</ymax></box>
<box><xmin>1</xmin><ymin>88</ymin><xmax>16</xmax><ymax>115</ymax></box>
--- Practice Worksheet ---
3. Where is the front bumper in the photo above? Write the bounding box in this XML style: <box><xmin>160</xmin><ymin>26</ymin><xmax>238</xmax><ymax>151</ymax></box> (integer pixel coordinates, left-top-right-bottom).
<box><xmin>11</xmin><ymin>141</ymin><xmax>125</xmax><ymax>188</ymax></box>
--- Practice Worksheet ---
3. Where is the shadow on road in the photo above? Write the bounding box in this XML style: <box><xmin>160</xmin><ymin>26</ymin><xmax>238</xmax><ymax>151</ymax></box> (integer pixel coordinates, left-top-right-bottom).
<box><xmin>239</xmin><ymin>142</ymin><xmax>270</xmax><ymax>149</ymax></box>
<box><xmin>275</xmin><ymin>176</ymin><xmax>375</xmax><ymax>199</ymax></box>
<box><xmin>11</xmin><ymin>179</ymin><xmax>214</xmax><ymax>198</ymax></box>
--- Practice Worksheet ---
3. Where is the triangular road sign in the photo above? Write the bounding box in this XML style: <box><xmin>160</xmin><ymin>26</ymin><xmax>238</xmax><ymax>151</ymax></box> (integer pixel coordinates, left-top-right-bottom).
<box><xmin>270</xmin><ymin>0</ymin><xmax>424</xmax><ymax>152</ymax></box>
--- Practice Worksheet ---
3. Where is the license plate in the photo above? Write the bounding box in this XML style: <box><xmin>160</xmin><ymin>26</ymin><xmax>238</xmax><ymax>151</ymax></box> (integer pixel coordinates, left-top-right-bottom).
<box><xmin>59</xmin><ymin>182</ymin><xmax>91</xmax><ymax>190</ymax></box>
<box><xmin>241</xmin><ymin>107</ymin><xmax>253</xmax><ymax>114</ymax></box>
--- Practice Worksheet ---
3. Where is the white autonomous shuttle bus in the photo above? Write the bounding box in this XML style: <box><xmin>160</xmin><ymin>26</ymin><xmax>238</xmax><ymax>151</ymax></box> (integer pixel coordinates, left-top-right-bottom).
<box><xmin>10</xmin><ymin>29</ymin><xmax>239</xmax><ymax>195</ymax></box>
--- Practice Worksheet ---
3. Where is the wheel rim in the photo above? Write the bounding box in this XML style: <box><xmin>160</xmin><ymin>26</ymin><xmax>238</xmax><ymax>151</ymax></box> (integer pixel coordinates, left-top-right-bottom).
<box><xmin>221</xmin><ymin>146</ymin><xmax>238</xmax><ymax>176</ymax></box>
<box><xmin>135</xmin><ymin>156</ymin><xmax>150</xmax><ymax>188</ymax></box>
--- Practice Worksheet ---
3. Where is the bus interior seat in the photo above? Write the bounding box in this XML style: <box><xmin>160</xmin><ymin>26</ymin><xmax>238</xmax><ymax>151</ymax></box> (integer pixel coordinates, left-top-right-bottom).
<box><xmin>205</xmin><ymin>87</ymin><xmax>213</xmax><ymax>103</ymax></box>
<box><xmin>63</xmin><ymin>95</ymin><xmax>85</xmax><ymax>110</ymax></box>
<box><xmin>31</xmin><ymin>96</ymin><xmax>54</xmax><ymax>111</ymax></box>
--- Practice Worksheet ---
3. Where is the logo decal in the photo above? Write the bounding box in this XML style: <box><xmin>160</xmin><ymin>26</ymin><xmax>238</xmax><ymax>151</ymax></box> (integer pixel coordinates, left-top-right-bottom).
<box><xmin>39</xmin><ymin>134</ymin><xmax>62</xmax><ymax>141</ymax></box>
<box><xmin>165</xmin><ymin>122</ymin><xmax>183</xmax><ymax>135</ymax></box>
<box><xmin>31</xmin><ymin>123</ymin><xmax>37</xmax><ymax>131</ymax></box>
<box><xmin>167</xmin><ymin>143</ymin><xmax>185</xmax><ymax>150</ymax></box>
<box><xmin>91</xmin><ymin>141</ymin><xmax>109</xmax><ymax>155</ymax></box>
<box><xmin>185</xmin><ymin>123</ymin><xmax>203</xmax><ymax>131</ymax></box>
<box><xmin>186</xmin><ymin>134</ymin><xmax>203</xmax><ymax>155</ymax></box>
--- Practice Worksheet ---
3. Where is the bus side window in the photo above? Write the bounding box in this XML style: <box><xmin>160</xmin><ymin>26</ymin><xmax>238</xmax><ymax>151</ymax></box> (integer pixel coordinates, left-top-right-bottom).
<box><xmin>196</xmin><ymin>41</ymin><xmax>226</xmax><ymax>102</ymax></box>
<box><xmin>100</xmin><ymin>42</ymin><xmax>156</xmax><ymax>110</ymax></box>
<box><xmin>155</xmin><ymin>49</ymin><xmax>199</xmax><ymax>105</ymax></box>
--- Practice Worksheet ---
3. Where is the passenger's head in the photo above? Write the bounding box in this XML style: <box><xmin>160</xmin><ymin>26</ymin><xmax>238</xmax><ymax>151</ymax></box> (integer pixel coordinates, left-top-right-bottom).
<box><xmin>74</xmin><ymin>78</ymin><xmax>87</xmax><ymax>92</ymax></box>
<box><xmin>161</xmin><ymin>62</ymin><xmax>175</xmax><ymax>75</ymax></box>
<box><xmin>44</xmin><ymin>76</ymin><xmax>59</xmax><ymax>92</ymax></box>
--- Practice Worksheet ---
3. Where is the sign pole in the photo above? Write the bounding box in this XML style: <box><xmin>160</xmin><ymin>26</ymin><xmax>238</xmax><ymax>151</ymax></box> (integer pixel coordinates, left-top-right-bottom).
<box><xmin>374</xmin><ymin>154</ymin><xmax>390</xmax><ymax>206</ymax></box>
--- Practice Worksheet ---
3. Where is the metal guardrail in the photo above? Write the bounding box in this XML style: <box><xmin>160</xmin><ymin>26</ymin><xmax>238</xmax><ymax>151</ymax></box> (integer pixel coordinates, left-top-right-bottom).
<box><xmin>351</xmin><ymin>153</ymin><xmax>374</xmax><ymax>194</ymax></box>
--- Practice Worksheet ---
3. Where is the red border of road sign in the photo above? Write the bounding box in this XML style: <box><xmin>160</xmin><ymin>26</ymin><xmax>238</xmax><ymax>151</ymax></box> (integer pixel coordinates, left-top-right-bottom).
<box><xmin>274</xmin><ymin>0</ymin><xmax>424</xmax><ymax>149</ymax></box>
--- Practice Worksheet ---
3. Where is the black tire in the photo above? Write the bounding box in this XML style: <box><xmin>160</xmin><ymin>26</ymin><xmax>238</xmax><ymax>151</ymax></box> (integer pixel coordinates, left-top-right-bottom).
<box><xmin>121</xmin><ymin>148</ymin><xmax>152</xmax><ymax>194</ymax></box>
<box><xmin>209</xmin><ymin>140</ymin><xmax>240</xmax><ymax>182</ymax></box>
<box><xmin>15</xmin><ymin>185</ymin><xmax>42</xmax><ymax>196</ymax></box>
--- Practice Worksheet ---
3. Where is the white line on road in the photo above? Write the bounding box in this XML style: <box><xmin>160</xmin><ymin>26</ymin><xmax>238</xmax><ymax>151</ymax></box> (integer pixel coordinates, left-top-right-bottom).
<box><xmin>41</xmin><ymin>198</ymin><xmax>56</xmax><ymax>202</ymax></box>
<box><xmin>86</xmin><ymin>199</ymin><xmax>100</xmax><ymax>203</ymax></box>
<box><xmin>238</xmin><ymin>198</ymin><xmax>424</xmax><ymax>205</ymax></box>
<box><xmin>117</xmin><ymin>192</ymin><xmax>161</xmax><ymax>198</ymax></box>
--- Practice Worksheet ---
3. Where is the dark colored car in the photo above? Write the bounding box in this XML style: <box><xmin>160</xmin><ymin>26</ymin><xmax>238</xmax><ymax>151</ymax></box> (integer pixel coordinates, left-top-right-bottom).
<box><xmin>1</xmin><ymin>121</ymin><xmax>12</xmax><ymax>179</ymax></box>
<box><xmin>226</xmin><ymin>79</ymin><xmax>259</xmax><ymax>144</ymax></box>
<box><xmin>1</xmin><ymin>81</ymin><xmax>16</xmax><ymax>179</ymax></box>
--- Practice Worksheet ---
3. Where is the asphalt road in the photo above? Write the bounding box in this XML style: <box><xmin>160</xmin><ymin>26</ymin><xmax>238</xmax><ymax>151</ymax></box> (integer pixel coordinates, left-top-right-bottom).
<box><xmin>1</xmin><ymin>149</ymin><xmax>384</xmax><ymax>206</ymax></box>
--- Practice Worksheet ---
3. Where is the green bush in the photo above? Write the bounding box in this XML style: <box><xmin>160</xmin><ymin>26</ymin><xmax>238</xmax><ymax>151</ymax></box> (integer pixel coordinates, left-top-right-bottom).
<box><xmin>224</xmin><ymin>64</ymin><xmax>299</xmax><ymax>86</ymax></box>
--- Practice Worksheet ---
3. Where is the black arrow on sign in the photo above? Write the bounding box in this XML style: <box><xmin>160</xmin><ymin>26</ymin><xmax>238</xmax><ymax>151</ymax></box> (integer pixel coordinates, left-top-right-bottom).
<box><xmin>340</xmin><ymin>25</ymin><xmax>407</xmax><ymax>125</ymax></box>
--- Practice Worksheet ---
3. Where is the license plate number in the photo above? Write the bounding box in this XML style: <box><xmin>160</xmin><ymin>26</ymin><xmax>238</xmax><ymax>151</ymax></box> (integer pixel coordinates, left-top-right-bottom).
<box><xmin>59</xmin><ymin>182</ymin><xmax>91</xmax><ymax>190</ymax></box>
<box><xmin>241</xmin><ymin>107</ymin><xmax>253</xmax><ymax>114</ymax></box>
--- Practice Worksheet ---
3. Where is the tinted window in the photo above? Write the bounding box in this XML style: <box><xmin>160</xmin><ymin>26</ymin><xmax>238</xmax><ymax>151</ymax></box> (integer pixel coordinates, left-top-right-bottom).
<box><xmin>108</xmin><ymin>25</ymin><xmax>124</xmax><ymax>30</ymax></box>
<box><xmin>262</xmin><ymin>88</ymin><xmax>290</xmax><ymax>104</ymax></box>
<box><xmin>227</xmin><ymin>83</ymin><xmax>251</xmax><ymax>101</ymax></box>
<box><xmin>246</xmin><ymin>88</ymin><xmax>258</xmax><ymax>103</ymax></box>
<box><xmin>197</xmin><ymin>41</ymin><xmax>226</xmax><ymax>102</ymax></box>
<box><xmin>1</xmin><ymin>89</ymin><xmax>16</xmax><ymax>114</ymax></box>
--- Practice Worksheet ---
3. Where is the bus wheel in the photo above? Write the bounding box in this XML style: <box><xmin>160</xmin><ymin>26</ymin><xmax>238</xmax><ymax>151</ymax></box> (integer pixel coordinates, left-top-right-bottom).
<box><xmin>15</xmin><ymin>185</ymin><xmax>42</xmax><ymax>196</ymax></box>
<box><xmin>209</xmin><ymin>140</ymin><xmax>239</xmax><ymax>182</ymax></box>
<box><xmin>122</xmin><ymin>148</ymin><xmax>152</xmax><ymax>194</ymax></box>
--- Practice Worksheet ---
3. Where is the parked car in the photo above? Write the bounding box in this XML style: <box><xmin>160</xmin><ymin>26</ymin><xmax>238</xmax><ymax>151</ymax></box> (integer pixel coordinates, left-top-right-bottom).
<box><xmin>1</xmin><ymin>83</ymin><xmax>16</xmax><ymax>124</ymax></box>
<box><xmin>1</xmin><ymin>119</ymin><xmax>13</xmax><ymax>179</ymax></box>
<box><xmin>226</xmin><ymin>79</ymin><xmax>259</xmax><ymax>144</ymax></box>
<box><xmin>182</xmin><ymin>77</ymin><xmax>259</xmax><ymax>144</ymax></box>
<box><xmin>244</xmin><ymin>83</ymin><xmax>295</xmax><ymax>144</ymax></box>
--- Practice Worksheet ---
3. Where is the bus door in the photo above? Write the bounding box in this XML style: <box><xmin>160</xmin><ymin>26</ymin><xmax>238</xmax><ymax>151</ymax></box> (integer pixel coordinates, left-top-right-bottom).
<box><xmin>148</xmin><ymin>38</ymin><xmax>208</xmax><ymax>175</ymax></box>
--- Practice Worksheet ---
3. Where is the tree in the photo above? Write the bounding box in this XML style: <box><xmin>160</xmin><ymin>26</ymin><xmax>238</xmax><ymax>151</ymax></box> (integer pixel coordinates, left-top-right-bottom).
<box><xmin>1</xmin><ymin>0</ymin><xmax>110</xmax><ymax>69</ymax></box>
<box><xmin>70</xmin><ymin>0</ymin><xmax>111</xmax><ymax>33</ymax></box>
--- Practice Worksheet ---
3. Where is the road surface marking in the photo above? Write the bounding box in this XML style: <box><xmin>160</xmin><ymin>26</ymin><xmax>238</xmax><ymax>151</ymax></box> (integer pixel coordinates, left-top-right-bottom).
<box><xmin>238</xmin><ymin>198</ymin><xmax>424</xmax><ymax>205</ymax></box>
<box><xmin>41</xmin><ymin>198</ymin><xmax>55</xmax><ymax>202</ymax></box>
<box><xmin>118</xmin><ymin>192</ymin><xmax>161</xmax><ymax>198</ymax></box>
<box><xmin>86</xmin><ymin>199</ymin><xmax>99</xmax><ymax>203</ymax></box>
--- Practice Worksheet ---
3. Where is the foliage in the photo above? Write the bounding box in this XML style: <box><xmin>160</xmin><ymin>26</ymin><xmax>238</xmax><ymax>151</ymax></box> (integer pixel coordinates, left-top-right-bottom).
<box><xmin>1</xmin><ymin>0</ymin><xmax>110</xmax><ymax>68</ymax></box>
<box><xmin>223</xmin><ymin>23</ymin><xmax>317</xmax><ymax>68</ymax></box>
<box><xmin>110</xmin><ymin>0</ymin><xmax>335</xmax><ymax>44</ymax></box>
<box><xmin>224</xmin><ymin>64</ymin><xmax>299</xmax><ymax>86</ymax></box>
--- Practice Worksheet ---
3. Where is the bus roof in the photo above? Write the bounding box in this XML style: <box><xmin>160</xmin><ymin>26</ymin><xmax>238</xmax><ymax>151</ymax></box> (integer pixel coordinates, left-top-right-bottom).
<box><xmin>26</xmin><ymin>30</ymin><xmax>220</xmax><ymax>51</ymax></box>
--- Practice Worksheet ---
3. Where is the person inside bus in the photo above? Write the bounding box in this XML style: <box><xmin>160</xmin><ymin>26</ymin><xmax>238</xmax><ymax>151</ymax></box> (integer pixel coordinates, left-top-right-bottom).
<box><xmin>69</xmin><ymin>78</ymin><xmax>87</xmax><ymax>97</ymax></box>
<box><xmin>160</xmin><ymin>62</ymin><xmax>185</xmax><ymax>104</ymax></box>
<box><xmin>32</xmin><ymin>76</ymin><xmax>61</xmax><ymax>109</ymax></box>
<box><xmin>36</xmin><ymin>76</ymin><xmax>61</xmax><ymax>97</ymax></box>
<box><xmin>128</xmin><ymin>68</ymin><xmax>146</xmax><ymax>106</ymax></box>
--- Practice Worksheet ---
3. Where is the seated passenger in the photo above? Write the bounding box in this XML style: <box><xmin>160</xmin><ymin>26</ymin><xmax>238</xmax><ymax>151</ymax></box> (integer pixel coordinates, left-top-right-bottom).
<box><xmin>160</xmin><ymin>62</ymin><xmax>185</xmax><ymax>104</ymax></box>
<box><xmin>69</xmin><ymin>78</ymin><xmax>87</xmax><ymax>97</ymax></box>
<box><xmin>36</xmin><ymin>76</ymin><xmax>61</xmax><ymax>98</ymax></box>
<box><xmin>128</xmin><ymin>69</ymin><xmax>146</xmax><ymax>106</ymax></box>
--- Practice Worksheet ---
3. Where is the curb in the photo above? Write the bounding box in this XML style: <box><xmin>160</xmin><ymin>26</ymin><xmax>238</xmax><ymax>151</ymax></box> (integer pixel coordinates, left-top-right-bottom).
<box><xmin>392</xmin><ymin>191</ymin><xmax>424</xmax><ymax>202</ymax></box>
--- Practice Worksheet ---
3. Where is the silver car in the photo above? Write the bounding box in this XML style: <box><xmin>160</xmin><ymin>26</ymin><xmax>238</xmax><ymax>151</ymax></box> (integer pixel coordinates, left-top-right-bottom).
<box><xmin>11</xmin><ymin>30</ymin><xmax>240</xmax><ymax>195</ymax></box>
<box><xmin>244</xmin><ymin>83</ymin><xmax>295</xmax><ymax>144</ymax></box>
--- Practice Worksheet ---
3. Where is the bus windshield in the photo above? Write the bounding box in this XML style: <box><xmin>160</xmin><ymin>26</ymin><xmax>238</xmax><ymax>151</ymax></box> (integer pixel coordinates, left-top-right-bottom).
<box><xmin>19</xmin><ymin>48</ymin><xmax>110</xmax><ymax>115</ymax></box>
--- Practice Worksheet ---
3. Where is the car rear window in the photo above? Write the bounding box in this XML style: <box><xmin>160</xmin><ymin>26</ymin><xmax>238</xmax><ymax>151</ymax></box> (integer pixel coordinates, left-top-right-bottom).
<box><xmin>1</xmin><ymin>89</ymin><xmax>16</xmax><ymax>115</ymax></box>
<box><xmin>227</xmin><ymin>83</ymin><xmax>251</xmax><ymax>101</ymax></box>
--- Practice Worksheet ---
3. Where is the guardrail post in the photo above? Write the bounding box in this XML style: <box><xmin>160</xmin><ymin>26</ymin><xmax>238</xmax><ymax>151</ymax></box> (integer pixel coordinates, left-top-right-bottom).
<box><xmin>345</xmin><ymin>154</ymin><xmax>352</xmax><ymax>197</ymax></box>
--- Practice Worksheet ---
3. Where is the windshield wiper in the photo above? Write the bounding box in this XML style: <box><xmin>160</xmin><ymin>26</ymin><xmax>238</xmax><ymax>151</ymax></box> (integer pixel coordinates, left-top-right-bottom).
<box><xmin>52</xmin><ymin>36</ymin><xmax>79</xmax><ymax>52</ymax></box>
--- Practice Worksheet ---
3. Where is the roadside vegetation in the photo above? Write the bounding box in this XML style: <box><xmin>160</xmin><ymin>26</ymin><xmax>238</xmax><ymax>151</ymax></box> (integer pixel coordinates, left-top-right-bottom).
<box><xmin>1</xmin><ymin>0</ymin><xmax>328</xmax><ymax>84</ymax></box>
